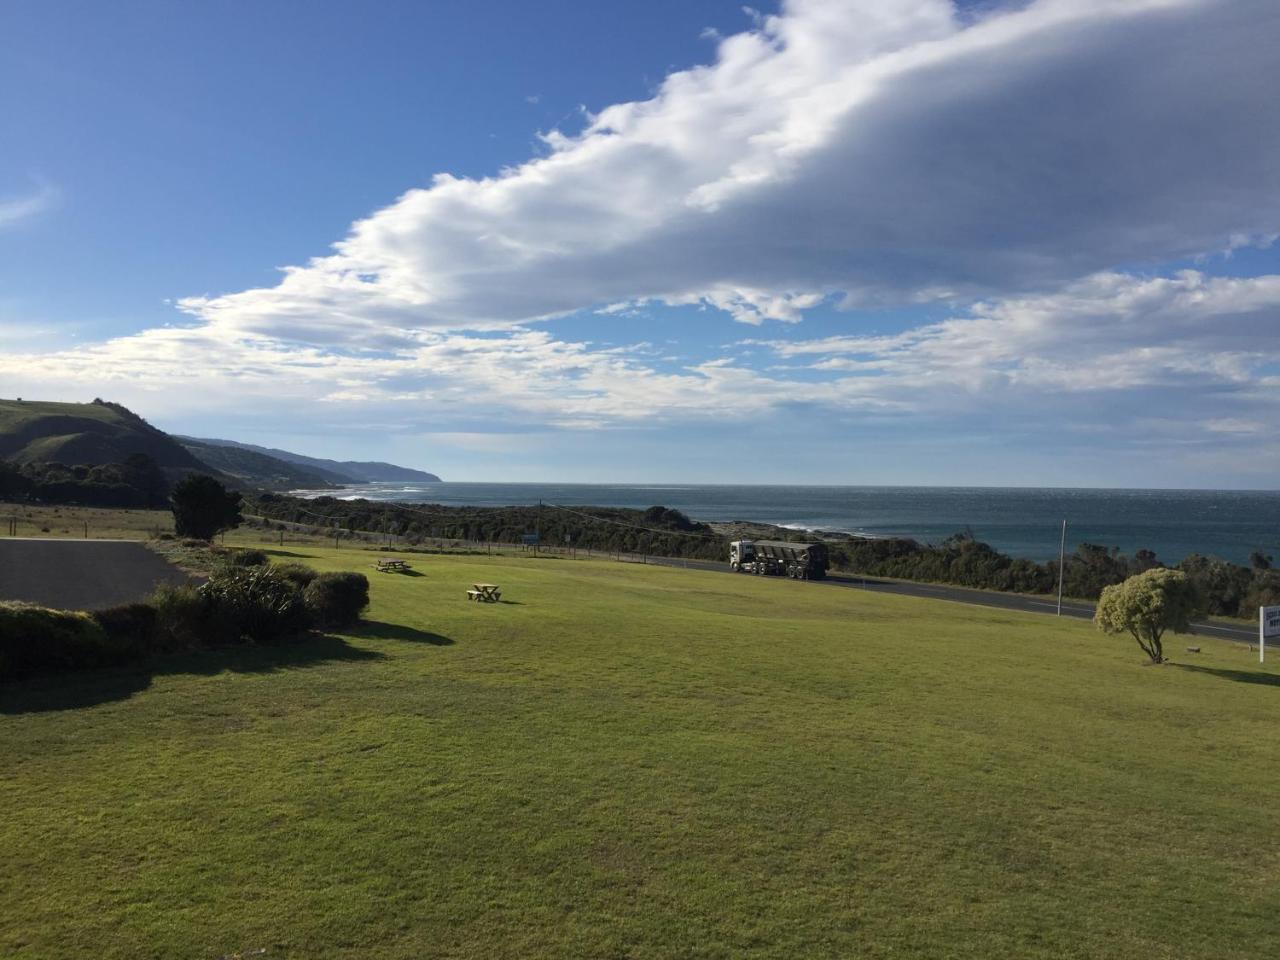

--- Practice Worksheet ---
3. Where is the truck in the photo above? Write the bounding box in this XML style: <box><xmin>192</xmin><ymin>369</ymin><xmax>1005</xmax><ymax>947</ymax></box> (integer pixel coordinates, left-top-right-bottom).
<box><xmin>729</xmin><ymin>540</ymin><xmax>829</xmax><ymax>580</ymax></box>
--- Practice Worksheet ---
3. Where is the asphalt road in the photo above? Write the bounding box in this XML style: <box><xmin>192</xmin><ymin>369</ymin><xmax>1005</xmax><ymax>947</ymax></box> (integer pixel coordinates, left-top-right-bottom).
<box><xmin>646</xmin><ymin>556</ymin><xmax>1257</xmax><ymax>644</ymax></box>
<box><xmin>0</xmin><ymin>538</ymin><xmax>191</xmax><ymax>611</ymax></box>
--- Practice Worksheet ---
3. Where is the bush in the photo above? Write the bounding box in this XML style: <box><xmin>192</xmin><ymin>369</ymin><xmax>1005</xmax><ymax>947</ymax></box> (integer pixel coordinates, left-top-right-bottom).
<box><xmin>91</xmin><ymin>603</ymin><xmax>159</xmax><ymax>658</ymax></box>
<box><xmin>150</xmin><ymin>582</ymin><xmax>238</xmax><ymax>649</ymax></box>
<box><xmin>304</xmin><ymin>572</ymin><xmax>370</xmax><ymax>628</ymax></box>
<box><xmin>273</xmin><ymin>561</ymin><xmax>318</xmax><ymax>590</ymax></box>
<box><xmin>0</xmin><ymin>603</ymin><xmax>114</xmax><ymax>680</ymax></box>
<box><xmin>228</xmin><ymin>548</ymin><xmax>269</xmax><ymax>567</ymax></box>
<box><xmin>200</xmin><ymin>567</ymin><xmax>310</xmax><ymax>643</ymax></box>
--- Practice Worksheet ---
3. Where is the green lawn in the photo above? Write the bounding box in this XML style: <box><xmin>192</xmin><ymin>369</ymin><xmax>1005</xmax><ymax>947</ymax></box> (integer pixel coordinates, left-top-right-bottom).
<box><xmin>2</xmin><ymin>547</ymin><xmax>1278</xmax><ymax>959</ymax></box>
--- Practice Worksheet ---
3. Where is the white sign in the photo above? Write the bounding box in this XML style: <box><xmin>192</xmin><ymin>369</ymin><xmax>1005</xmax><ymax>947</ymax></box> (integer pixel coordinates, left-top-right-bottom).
<box><xmin>1260</xmin><ymin>606</ymin><xmax>1280</xmax><ymax>665</ymax></box>
<box><xmin>1263</xmin><ymin>606</ymin><xmax>1280</xmax><ymax>640</ymax></box>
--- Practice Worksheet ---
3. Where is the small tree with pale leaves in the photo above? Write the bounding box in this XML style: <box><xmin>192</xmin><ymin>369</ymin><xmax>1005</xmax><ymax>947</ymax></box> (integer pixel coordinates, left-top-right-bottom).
<box><xmin>1094</xmin><ymin>568</ymin><xmax>1204</xmax><ymax>664</ymax></box>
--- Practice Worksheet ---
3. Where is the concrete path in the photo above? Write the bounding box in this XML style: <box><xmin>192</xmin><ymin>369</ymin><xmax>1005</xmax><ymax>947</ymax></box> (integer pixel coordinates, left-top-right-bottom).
<box><xmin>0</xmin><ymin>539</ymin><xmax>191</xmax><ymax>611</ymax></box>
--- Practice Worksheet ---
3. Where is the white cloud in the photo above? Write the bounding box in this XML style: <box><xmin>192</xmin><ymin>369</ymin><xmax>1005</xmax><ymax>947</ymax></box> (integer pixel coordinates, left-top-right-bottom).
<box><xmin>0</xmin><ymin>180</ymin><xmax>58</xmax><ymax>229</ymax></box>
<box><xmin>170</xmin><ymin>0</ymin><xmax>1280</xmax><ymax>344</ymax></box>
<box><xmin>5</xmin><ymin>269</ymin><xmax>1276</xmax><ymax>450</ymax></box>
<box><xmin>5</xmin><ymin>0</ymin><xmax>1280</xmax><ymax>482</ymax></box>
<box><xmin>756</xmin><ymin>270</ymin><xmax>1280</xmax><ymax>431</ymax></box>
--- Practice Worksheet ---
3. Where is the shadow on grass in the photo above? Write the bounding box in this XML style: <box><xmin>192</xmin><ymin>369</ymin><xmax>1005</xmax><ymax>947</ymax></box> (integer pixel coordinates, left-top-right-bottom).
<box><xmin>1171</xmin><ymin>663</ymin><xmax>1280</xmax><ymax>687</ymax></box>
<box><xmin>374</xmin><ymin>568</ymin><xmax>425</xmax><ymax>578</ymax></box>
<box><xmin>351</xmin><ymin>619</ymin><xmax>454</xmax><ymax>645</ymax></box>
<box><xmin>0</xmin><ymin>634</ymin><xmax>385</xmax><ymax>715</ymax></box>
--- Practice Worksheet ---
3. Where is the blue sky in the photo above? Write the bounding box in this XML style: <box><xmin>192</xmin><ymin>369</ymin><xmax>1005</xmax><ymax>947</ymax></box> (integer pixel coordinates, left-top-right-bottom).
<box><xmin>2</xmin><ymin>0</ymin><xmax>1279</xmax><ymax>486</ymax></box>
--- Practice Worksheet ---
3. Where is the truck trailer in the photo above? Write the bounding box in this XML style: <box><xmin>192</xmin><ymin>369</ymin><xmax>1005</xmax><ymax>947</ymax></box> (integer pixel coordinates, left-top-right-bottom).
<box><xmin>729</xmin><ymin>540</ymin><xmax>828</xmax><ymax>580</ymax></box>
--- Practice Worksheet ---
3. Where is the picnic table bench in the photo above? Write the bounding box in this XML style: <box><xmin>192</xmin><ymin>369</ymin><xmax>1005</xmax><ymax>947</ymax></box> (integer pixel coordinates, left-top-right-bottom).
<box><xmin>467</xmin><ymin>583</ymin><xmax>501</xmax><ymax>602</ymax></box>
<box><xmin>374</xmin><ymin>558</ymin><xmax>411</xmax><ymax>572</ymax></box>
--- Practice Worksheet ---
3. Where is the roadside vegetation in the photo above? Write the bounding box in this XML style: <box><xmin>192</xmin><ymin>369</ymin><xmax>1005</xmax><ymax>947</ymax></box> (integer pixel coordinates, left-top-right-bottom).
<box><xmin>2</xmin><ymin>546</ymin><xmax>1278</xmax><ymax>958</ymax></box>
<box><xmin>3</xmin><ymin>490</ymin><xmax>1277</xmax><ymax>619</ymax></box>
<box><xmin>0</xmin><ymin>553</ymin><xmax>369</xmax><ymax>682</ymax></box>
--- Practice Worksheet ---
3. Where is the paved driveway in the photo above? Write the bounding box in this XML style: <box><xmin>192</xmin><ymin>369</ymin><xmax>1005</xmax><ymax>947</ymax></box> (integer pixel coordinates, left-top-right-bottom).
<box><xmin>0</xmin><ymin>539</ymin><xmax>191</xmax><ymax>611</ymax></box>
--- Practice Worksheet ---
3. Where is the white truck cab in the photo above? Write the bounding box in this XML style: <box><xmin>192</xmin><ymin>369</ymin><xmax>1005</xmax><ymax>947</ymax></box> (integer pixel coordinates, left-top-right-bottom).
<box><xmin>729</xmin><ymin>540</ymin><xmax>755</xmax><ymax>571</ymax></box>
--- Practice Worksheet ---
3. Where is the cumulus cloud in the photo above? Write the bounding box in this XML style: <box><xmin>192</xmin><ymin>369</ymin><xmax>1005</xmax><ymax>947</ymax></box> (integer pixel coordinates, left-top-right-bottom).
<box><xmin>6</xmin><ymin>0</ymin><xmax>1280</xmax><ymax>482</ymax></box>
<box><xmin>5</xmin><ymin>270</ymin><xmax>1276</xmax><ymax>448</ymax></box>
<box><xmin>755</xmin><ymin>269</ymin><xmax>1280</xmax><ymax>432</ymax></box>
<box><xmin>174</xmin><ymin>0</ymin><xmax>1280</xmax><ymax>343</ymax></box>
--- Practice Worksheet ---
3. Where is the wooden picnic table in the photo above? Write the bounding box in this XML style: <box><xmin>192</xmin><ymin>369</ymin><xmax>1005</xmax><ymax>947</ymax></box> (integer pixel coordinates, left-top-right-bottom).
<box><xmin>467</xmin><ymin>583</ymin><xmax>501</xmax><ymax>602</ymax></box>
<box><xmin>374</xmin><ymin>558</ymin><xmax>411</xmax><ymax>572</ymax></box>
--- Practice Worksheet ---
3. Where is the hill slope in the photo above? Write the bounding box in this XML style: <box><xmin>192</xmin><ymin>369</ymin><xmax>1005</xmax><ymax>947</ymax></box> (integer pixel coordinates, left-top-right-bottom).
<box><xmin>191</xmin><ymin>437</ymin><xmax>441</xmax><ymax>484</ymax></box>
<box><xmin>177</xmin><ymin>438</ymin><xmax>339</xmax><ymax>491</ymax></box>
<box><xmin>0</xmin><ymin>399</ymin><xmax>211</xmax><ymax>476</ymax></box>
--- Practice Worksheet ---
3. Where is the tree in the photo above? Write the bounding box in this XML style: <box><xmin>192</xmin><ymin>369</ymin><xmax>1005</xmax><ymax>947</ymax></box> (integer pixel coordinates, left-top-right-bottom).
<box><xmin>171</xmin><ymin>474</ymin><xmax>242</xmax><ymax>540</ymax></box>
<box><xmin>1094</xmin><ymin>568</ymin><xmax>1204</xmax><ymax>664</ymax></box>
<box><xmin>120</xmin><ymin>453</ymin><xmax>169</xmax><ymax>507</ymax></box>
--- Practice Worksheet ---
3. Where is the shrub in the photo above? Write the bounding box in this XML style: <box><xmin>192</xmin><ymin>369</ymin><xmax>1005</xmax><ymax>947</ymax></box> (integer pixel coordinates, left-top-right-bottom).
<box><xmin>91</xmin><ymin>603</ymin><xmax>159</xmax><ymax>658</ymax></box>
<box><xmin>150</xmin><ymin>582</ymin><xmax>238</xmax><ymax>649</ymax></box>
<box><xmin>228</xmin><ymin>548</ymin><xmax>269</xmax><ymax>567</ymax></box>
<box><xmin>304</xmin><ymin>572</ymin><xmax>370</xmax><ymax>628</ymax></box>
<box><xmin>273</xmin><ymin>561</ymin><xmax>318</xmax><ymax>590</ymax></box>
<box><xmin>200</xmin><ymin>567</ymin><xmax>310</xmax><ymax>643</ymax></box>
<box><xmin>0</xmin><ymin>603</ymin><xmax>113</xmax><ymax>680</ymax></box>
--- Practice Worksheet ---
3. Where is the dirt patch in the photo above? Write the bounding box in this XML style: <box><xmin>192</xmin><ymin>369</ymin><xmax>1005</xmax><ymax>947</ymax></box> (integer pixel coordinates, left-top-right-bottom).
<box><xmin>0</xmin><ymin>539</ymin><xmax>193</xmax><ymax>611</ymax></box>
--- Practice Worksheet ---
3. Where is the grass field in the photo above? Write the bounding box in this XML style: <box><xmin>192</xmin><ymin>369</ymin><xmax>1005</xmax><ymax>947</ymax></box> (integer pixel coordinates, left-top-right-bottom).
<box><xmin>2</xmin><ymin>544</ymin><xmax>1279</xmax><ymax>958</ymax></box>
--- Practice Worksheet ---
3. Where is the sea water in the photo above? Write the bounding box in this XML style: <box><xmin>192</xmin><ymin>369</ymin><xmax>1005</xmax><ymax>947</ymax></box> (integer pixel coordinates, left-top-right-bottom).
<box><xmin>294</xmin><ymin>482</ymin><xmax>1280</xmax><ymax>565</ymax></box>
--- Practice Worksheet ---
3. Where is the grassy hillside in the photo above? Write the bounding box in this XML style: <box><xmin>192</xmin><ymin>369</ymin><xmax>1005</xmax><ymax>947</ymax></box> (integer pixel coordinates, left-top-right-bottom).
<box><xmin>0</xmin><ymin>398</ymin><xmax>210</xmax><ymax>474</ymax></box>
<box><xmin>2</xmin><ymin>546</ymin><xmax>1277</xmax><ymax>958</ymax></box>
<box><xmin>192</xmin><ymin>436</ymin><xmax>441</xmax><ymax>483</ymax></box>
<box><xmin>179</xmin><ymin>437</ymin><xmax>338</xmax><ymax>490</ymax></box>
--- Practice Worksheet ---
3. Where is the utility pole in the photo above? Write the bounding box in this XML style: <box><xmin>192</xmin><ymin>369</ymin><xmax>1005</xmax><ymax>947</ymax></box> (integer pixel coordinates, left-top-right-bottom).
<box><xmin>537</xmin><ymin>499</ymin><xmax>542</xmax><ymax>555</ymax></box>
<box><xmin>1056</xmin><ymin>519</ymin><xmax>1067</xmax><ymax>616</ymax></box>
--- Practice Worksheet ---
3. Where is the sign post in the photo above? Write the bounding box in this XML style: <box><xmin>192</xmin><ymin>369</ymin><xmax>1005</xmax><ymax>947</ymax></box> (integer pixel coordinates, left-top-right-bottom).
<box><xmin>1261</xmin><ymin>605</ymin><xmax>1280</xmax><ymax>665</ymax></box>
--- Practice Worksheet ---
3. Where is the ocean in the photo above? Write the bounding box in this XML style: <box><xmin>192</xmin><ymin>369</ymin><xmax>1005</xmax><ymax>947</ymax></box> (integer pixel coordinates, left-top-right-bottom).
<box><xmin>296</xmin><ymin>482</ymin><xmax>1280</xmax><ymax>565</ymax></box>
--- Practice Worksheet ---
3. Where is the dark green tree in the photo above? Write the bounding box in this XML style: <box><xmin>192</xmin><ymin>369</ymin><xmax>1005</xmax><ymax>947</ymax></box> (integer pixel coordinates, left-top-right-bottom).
<box><xmin>171</xmin><ymin>474</ymin><xmax>242</xmax><ymax>540</ymax></box>
<box><xmin>120</xmin><ymin>453</ymin><xmax>169</xmax><ymax>507</ymax></box>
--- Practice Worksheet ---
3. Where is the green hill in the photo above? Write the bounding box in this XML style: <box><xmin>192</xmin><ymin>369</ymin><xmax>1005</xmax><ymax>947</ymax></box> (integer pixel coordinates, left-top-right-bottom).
<box><xmin>178</xmin><ymin>438</ymin><xmax>339</xmax><ymax>491</ymax></box>
<box><xmin>190</xmin><ymin>437</ymin><xmax>441</xmax><ymax>484</ymax></box>
<box><xmin>0</xmin><ymin>399</ymin><xmax>211</xmax><ymax>478</ymax></box>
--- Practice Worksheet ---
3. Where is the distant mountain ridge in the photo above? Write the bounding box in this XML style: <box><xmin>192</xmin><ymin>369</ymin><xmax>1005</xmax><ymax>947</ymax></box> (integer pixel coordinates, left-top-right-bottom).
<box><xmin>185</xmin><ymin>437</ymin><xmax>441</xmax><ymax>485</ymax></box>
<box><xmin>177</xmin><ymin>438</ymin><xmax>341</xmax><ymax>491</ymax></box>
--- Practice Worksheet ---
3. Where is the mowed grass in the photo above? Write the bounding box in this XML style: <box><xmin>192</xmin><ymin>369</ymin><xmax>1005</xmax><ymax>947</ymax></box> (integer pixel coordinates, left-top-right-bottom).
<box><xmin>2</xmin><ymin>548</ymin><xmax>1279</xmax><ymax>959</ymax></box>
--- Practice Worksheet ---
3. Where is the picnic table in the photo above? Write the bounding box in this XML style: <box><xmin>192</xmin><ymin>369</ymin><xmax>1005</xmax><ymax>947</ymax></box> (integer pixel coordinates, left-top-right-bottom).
<box><xmin>374</xmin><ymin>558</ymin><xmax>411</xmax><ymax>573</ymax></box>
<box><xmin>467</xmin><ymin>583</ymin><xmax>501</xmax><ymax>603</ymax></box>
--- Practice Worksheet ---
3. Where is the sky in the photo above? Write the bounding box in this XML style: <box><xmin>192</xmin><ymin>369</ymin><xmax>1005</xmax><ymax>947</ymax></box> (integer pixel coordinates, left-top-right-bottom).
<box><xmin>2</xmin><ymin>0</ymin><xmax>1278</xmax><ymax>487</ymax></box>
